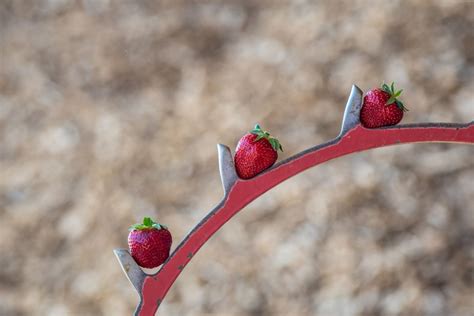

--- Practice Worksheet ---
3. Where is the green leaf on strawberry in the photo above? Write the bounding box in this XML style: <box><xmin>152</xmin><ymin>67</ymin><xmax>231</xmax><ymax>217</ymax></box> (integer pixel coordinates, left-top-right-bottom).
<box><xmin>129</xmin><ymin>217</ymin><xmax>167</xmax><ymax>231</ymax></box>
<box><xmin>381</xmin><ymin>82</ymin><xmax>408</xmax><ymax>112</ymax></box>
<box><xmin>250</xmin><ymin>124</ymin><xmax>283</xmax><ymax>152</ymax></box>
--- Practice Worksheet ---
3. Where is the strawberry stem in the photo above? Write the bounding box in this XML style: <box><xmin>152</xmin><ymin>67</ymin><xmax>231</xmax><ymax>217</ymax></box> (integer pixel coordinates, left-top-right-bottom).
<box><xmin>381</xmin><ymin>82</ymin><xmax>408</xmax><ymax>112</ymax></box>
<box><xmin>129</xmin><ymin>217</ymin><xmax>168</xmax><ymax>231</ymax></box>
<box><xmin>250</xmin><ymin>124</ymin><xmax>283</xmax><ymax>152</ymax></box>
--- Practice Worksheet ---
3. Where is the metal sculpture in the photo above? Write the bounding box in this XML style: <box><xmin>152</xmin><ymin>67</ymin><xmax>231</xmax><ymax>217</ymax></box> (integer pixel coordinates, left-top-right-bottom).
<box><xmin>114</xmin><ymin>85</ymin><xmax>474</xmax><ymax>315</ymax></box>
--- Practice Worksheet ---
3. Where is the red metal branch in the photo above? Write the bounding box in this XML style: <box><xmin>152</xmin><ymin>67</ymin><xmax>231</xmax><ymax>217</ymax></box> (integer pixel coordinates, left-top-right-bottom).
<box><xmin>114</xmin><ymin>85</ymin><xmax>474</xmax><ymax>315</ymax></box>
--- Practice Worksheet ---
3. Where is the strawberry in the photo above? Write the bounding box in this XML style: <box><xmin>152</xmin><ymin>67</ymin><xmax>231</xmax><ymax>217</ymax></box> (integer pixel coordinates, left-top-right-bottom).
<box><xmin>360</xmin><ymin>82</ymin><xmax>408</xmax><ymax>128</ymax></box>
<box><xmin>234</xmin><ymin>124</ymin><xmax>283</xmax><ymax>179</ymax></box>
<box><xmin>128</xmin><ymin>217</ymin><xmax>172</xmax><ymax>268</ymax></box>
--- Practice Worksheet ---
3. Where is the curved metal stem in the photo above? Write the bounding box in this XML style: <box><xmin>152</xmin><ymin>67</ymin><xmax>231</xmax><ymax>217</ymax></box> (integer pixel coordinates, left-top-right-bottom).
<box><xmin>114</xmin><ymin>85</ymin><xmax>474</xmax><ymax>315</ymax></box>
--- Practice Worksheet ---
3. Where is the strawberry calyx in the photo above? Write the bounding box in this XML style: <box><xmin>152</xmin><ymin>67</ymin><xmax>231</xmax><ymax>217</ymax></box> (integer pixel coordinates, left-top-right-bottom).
<box><xmin>250</xmin><ymin>124</ymin><xmax>283</xmax><ymax>152</ymax></box>
<box><xmin>129</xmin><ymin>217</ymin><xmax>168</xmax><ymax>231</ymax></box>
<box><xmin>381</xmin><ymin>82</ymin><xmax>408</xmax><ymax>112</ymax></box>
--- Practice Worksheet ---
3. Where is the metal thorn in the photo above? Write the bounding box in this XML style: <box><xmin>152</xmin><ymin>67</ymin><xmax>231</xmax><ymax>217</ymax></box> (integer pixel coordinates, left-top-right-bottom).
<box><xmin>339</xmin><ymin>84</ymin><xmax>364</xmax><ymax>136</ymax></box>
<box><xmin>217</xmin><ymin>144</ymin><xmax>238</xmax><ymax>194</ymax></box>
<box><xmin>113</xmin><ymin>249</ymin><xmax>146</xmax><ymax>293</ymax></box>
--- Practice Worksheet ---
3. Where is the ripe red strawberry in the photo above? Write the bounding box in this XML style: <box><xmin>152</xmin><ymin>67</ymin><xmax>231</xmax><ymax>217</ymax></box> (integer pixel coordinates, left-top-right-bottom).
<box><xmin>234</xmin><ymin>124</ymin><xmax>283</xmax><ymax>179</ymax></box>
<box><xmin>128</xmin><ymin>217</ymin><xmax>172</xmax><ymax>268</ymax></box>
<box><xmin>360</xmin><ymin>82</ymin><xmax>408</xmax><ymax>128</ymax></box>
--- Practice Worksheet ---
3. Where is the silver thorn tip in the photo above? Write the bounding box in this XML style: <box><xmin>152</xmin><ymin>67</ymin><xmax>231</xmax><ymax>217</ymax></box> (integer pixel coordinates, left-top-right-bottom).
<box><xmin>217</xmin><ymin>144</ymin><xmax>238</xmax><ymax>194</ymax></box>
<box><xmin>339</xmin><ymin>84</ymin><xmax>364</xmax><ymax>136</ymax></box>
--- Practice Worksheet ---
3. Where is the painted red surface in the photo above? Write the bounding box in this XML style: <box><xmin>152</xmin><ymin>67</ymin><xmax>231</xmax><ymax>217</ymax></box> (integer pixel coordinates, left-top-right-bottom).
<box><xmin>136</xmin><ymin>122</ymin><xmax>474</xmax><ymax>315</ymax></box>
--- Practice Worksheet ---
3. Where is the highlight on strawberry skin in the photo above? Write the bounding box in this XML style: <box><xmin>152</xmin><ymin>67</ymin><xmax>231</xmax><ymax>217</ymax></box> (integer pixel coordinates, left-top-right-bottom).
<box><xmin>360</xmin><ymin>82</ymin><xmax>408</xmax><ymax>128</ymax></box>
<box><xmin>234</xmin><ymin>124</ymin><xmax>283</xmax><ymax>179</ymax></box>
<box><xmin>128</xmin><ymin>217</ymin><xmax>172</xmax><ymax>268</ymax></box>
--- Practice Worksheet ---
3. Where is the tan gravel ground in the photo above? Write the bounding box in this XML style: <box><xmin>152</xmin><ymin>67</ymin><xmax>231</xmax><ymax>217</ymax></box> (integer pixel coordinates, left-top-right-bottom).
<box><xmin>1</xmin><ymin>1</ymin><xmax>473</xmax><ymax>315</ymax></box>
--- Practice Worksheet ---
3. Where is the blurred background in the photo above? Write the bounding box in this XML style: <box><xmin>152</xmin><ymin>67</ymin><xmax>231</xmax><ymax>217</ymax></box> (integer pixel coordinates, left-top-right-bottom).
<box><xmin>1</xmin><ymin>1</ymin><xmax>473</xmax><ymax>315</ymax></box>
